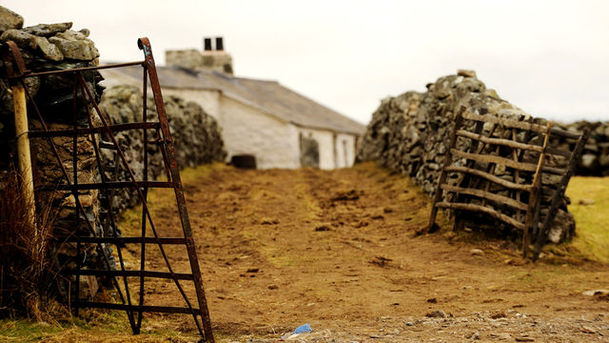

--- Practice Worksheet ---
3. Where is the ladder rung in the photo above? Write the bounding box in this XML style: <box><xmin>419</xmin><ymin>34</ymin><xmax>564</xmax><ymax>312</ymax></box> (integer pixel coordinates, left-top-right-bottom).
<box><xmin>542</xmin><ymin>166</ymin><xmax>565</xmax><ymax>175</ymax></box>
<box><xmin>65</xmin><ymin>269</ymin><xmax>194</xmax><ymax>280</ymax></box>
<box><xmin>550</xmin><ymin>127</ymin><xmax>581</xmax><ymax>139</ymax></box>
<box><xmin>74</xmin><ymin>301</ymin><xmax>201</xmax><ymax>315</ymax></box>
<box><xmin>29</xmin><ymin>122</ymin><xmax>161</xmax><ymax>138</ymax></box>
<box><xmin>64</xmin><ymin>236</ymin><xmax>188</xmax><ymax>245</ymax></box>
<box><xmin>57</xmin><ymin>181</ymin><xmax>173</xmax><ymax>191</ymax></box>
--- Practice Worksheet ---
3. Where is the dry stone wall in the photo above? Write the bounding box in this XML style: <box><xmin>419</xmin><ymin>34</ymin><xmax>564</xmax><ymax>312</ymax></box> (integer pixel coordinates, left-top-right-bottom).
<box><xmin>99</xmin><ymin>85</ymin><xmax>226</xmax><ymax>211</ymax></box>
<box><xmin>357</xmin><ymin>70</ymin><xmax>577</xmax><ymax>243</ymax></box>
<box><xmin>0</xmin><ymin>6</ymin><xmax>226</xmax><ymax>301</ymax></box>
<box><xmin>0</xmin><ymin>5</ymin><xmax>106</xmax><ymax>299</ymax></box>
<box><xmin>0</xmin><ymin>8</ymin><xmax>101</xmax><ymax>172</ymax></box>
<box><xmin>555</xmin><ymin>121</ymin><xmax>609</xmax><ymax>176</ymax></box>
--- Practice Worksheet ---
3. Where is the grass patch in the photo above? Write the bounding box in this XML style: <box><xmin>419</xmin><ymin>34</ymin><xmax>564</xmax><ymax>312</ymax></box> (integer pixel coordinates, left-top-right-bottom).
<box><xmin>0</xmin><ymin>310</ymin><xmax>199</xmax><ymax>342</ymax></box>
<box><xmin>0</xmin><ymin>319</ymin><xmax>64</xmax><ymax>343</ymax></box>
<box><xmin>178</xmin><ymin>161</ymin><xmax>229</xmax><ymax>182</ymax></box>
<box><xmin>566</xmin><ymin>176</ymin><xmax>609</xmax><ymax>263</ymax></box>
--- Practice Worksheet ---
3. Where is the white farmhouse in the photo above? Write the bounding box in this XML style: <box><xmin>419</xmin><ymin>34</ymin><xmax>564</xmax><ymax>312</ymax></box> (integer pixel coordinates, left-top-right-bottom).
<box><xmin>101</xmin><ymin>37</ymin><xmax>365</xmax><ymax>169</ymax></box>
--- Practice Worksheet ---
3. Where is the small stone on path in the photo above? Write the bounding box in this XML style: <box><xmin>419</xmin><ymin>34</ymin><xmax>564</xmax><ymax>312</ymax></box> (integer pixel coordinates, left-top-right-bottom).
<box><xmin>426</xmin><ymin>310</ymin><xmax>447</xmax><ymax>318</ymax></box>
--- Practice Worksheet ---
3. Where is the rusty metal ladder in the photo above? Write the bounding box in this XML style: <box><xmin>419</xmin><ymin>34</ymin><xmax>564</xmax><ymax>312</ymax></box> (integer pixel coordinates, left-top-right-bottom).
<box><xmin>2</xmin><ymin>38</ymin><xmax>214</xmax><ymax>342</ymax></box>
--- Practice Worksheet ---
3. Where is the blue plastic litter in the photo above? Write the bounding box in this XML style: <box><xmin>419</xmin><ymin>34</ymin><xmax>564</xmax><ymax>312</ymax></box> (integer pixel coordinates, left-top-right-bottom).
<box><xmin>292</xmin><ymin>323</ymin><xmax>312</xmax><ymax>334</ymax></box>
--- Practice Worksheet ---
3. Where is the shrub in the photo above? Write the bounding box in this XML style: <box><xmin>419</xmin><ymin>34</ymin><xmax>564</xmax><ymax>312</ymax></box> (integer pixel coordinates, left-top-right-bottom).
<box><xmin>0</xmin><ymin>165</ymin><xmax>66</xmax><ymax>322</ymax></box>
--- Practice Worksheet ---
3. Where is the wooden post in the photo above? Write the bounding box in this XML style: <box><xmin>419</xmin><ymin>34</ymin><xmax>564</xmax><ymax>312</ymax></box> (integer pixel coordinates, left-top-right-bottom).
<box><xmin>522</xmin><ymin>123</ymin><xmax>551</xmax><ymax>258</ymax></box>
<box><xmin>426</xmin><ymin>107</ymin><xmax>464</xmax><ymax>233</ymax></box>
<box><xmin>12</xmin><ymin>83</ymin><xmax>36</xmax><ymax>229</ymax></box>
<box><xmin>532</xmin><ymin>128</ymin><xmax>590</xmax><ymax>260</ymax></box>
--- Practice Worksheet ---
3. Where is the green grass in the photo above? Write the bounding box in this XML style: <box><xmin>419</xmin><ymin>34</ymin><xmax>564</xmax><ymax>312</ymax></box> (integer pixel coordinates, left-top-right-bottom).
<box><xmin>0</xmin><ymin>320</ymin><xmax>64</xmax><ymax>343</ymax></box>
<box><xmin>0</xmin><ymin>309</ymin><xmax>127</xmax><ymax>343</ymax></box>
<box><xmin>0</xmin><ymin>310</ymin><xmax>199</xmax><ymax>342</ymax></box>
<box><xmin>566</xmin><ymin>176</ymin><xmax>609</xmax><ymax>263</ymax></box>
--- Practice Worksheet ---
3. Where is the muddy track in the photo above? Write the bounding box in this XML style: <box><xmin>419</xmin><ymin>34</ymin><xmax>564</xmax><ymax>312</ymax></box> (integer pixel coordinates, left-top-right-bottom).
<box><xmin>121</xmin><ymin>164</ymin><xmax>609</xmax><ymax>342</ymax></box>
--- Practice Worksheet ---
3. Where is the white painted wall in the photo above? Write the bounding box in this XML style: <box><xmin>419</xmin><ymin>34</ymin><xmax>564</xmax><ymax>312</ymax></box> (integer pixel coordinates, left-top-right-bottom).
<box><xmin>162</xmin><ymin>88</ymin><xmax>221</xmax><ymax>118</ymax></box>
<box><xmin>99</xmin><ymin>70</ymin><xmax>362</xmax><ymax>170</ymax></box>
<box><xmin>296</xmin><ymin>128</ymin><xmax>358</xmax><ymax>169</ymax></box>
<box><xmin>99</xmin><ymin>69</ymin><xmax>138</xmax><ymax>89</ymax></box>
<box><xmin>297</xmin><ymin>128</ymin><xmax>334</xmax><ymax>170</ymax></box>
<box><xmin>219</xmin><ymin>96</ymin><xmax>300</xmax><ymax>169</ymax></box>
<box><xmin>99</xmin><ymin>71</ymin><xmax>223</xmax><ymax>119</ymax></box>
<box><xmin>335</xmin><ymin>133</ymin><xmax>357</xmax><ymax>168</ymax></box>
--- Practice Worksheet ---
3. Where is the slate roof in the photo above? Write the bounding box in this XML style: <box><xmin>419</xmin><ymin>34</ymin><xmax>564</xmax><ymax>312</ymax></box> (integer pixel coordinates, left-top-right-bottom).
<box><xmin>100</xmin><ymin>66</ymin><xmax>365</xmax><ymax>135</ymax></box>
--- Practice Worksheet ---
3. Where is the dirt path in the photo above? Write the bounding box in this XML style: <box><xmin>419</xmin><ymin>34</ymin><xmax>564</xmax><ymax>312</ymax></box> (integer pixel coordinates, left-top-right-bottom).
<box><xmin>125</xmin><ymin>163</ymin><xmax>609</xmax><ymax>342</ymax></box>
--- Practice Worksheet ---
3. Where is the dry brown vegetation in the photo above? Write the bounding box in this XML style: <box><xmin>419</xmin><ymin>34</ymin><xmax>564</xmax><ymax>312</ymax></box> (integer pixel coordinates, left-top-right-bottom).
<box><xmin>0</xmin><ymin>166</ymin><xmax>64</xmax><ymax>323</ymax></box>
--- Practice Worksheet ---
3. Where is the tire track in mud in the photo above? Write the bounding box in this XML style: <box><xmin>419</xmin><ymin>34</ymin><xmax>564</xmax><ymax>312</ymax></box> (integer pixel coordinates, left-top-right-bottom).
<box><xmin>127</xmin><ymin>164</ymin><xmax>609</xmax><ymax>341</ymax></box>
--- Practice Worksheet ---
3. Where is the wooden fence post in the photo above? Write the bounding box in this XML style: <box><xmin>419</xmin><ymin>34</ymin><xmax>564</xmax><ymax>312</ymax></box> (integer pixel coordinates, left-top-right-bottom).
<box><xmin>12</xmin><ymin>82</ymin><xmax>37</xmax><ymax>230</ymax></box>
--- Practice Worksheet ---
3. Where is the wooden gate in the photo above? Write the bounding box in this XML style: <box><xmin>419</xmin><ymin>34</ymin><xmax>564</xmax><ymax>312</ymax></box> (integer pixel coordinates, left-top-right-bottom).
<box><xmin>427</xmin><ymin>107</ymin><xmax>587</xmax><ymax>259</ymax></box>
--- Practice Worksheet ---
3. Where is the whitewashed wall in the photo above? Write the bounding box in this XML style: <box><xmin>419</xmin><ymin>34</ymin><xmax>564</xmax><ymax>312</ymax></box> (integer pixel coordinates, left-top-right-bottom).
<box><xmin>99</xmin><ymin>70</ymin><xmax>361</xmax><ymax>170</ymax></box>
<box><xmin>162</xmin><ymin>88</ymin><xmax>221</xmax><ymax>118</ymax></box>
<box><xmin>297</xmin><ymin>128</ymin><xmax>334</xmax><ymax>170</ymax></box>
<box><xmin>335</xmin><ymin>133</ymin><xmax>357</xmax><ymax>168</ymax></box>
<box><xmin>296</xmin><ymin>128</ymin><xmax>358</xmax><ymax>169</ymax></box>
<box><xmin>219</xmin><ymin>97</ymin><xmax>300</xmax><ymax>169</ymax></box>
<box><xmin>99</xmin><ymin>69</ymin><xmax>137</xmax><ymax>89</ymax></box>
<box><xmin>99</xmin><ymin>71</ymin><xmax>223</xmax><ymax>119</ymax></box>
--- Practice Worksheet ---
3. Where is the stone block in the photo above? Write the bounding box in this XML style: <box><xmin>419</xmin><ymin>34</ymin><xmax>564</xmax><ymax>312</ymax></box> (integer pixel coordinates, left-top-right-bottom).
<box><xmin>0</xmin><ymin>6</ymin><xmax>23</xmax><ymax>32</ymax></box>
<box><xmin>23</xmin><ymin>22</ymin><xmax>72</xmax><ymax>37</ymax></box>
<box><xmin>0</xmin><ymin>29</ymin><xmax>37</xmax><ymax>50</ymax></box>
<box><xmin>35</xmin><ymin>36</ymin><xmax>64</xmax><ymax>61</ymax></box>
<box><xmin>48</xmin><ymin>35</ymin><xmax>99</xmax><ymax>60</ymax></box>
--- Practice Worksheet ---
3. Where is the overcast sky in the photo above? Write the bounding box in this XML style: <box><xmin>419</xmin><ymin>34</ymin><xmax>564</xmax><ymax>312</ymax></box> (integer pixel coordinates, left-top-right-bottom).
<box><xmin>4</xmin><ymin>0</ymin><xmax>609</xmax><ymax>124</ymax></box>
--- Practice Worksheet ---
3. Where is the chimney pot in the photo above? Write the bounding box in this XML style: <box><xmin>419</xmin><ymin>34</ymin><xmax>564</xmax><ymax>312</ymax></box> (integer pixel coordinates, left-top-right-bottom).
<box><xmin>215</xmin><ymin>37</ymin><xmax>224</xmax><ymax>51</ymax></box>
<box><xmin>204</xmin><ymin>38</ymin><xmax>212</xmax><ymax>51</ymax></box>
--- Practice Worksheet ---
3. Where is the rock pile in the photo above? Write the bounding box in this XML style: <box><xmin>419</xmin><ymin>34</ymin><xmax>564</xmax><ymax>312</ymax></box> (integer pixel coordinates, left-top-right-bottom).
<box><xmin>0</xmin><ymin>5</ymin><xmax>105</xmax><ymax>299</ymax></box>
<box><xmin>357</xmin><ymin>70</ymin><xmax>576</xmax><ymax>243</ymax></box>
<box><xmin>98</xmin><ymin>85</ymin><xmax>226</xmax><ymax>211</ymax></box>
<box><xmin>555</xmin><ymin>121</ymin><xmax>609</xmax><ymax>176</ymax></box>
<box><xmin>0</xmin><ymin>6</ymin><xmax>101</xmax><ymax>170</ymax></box>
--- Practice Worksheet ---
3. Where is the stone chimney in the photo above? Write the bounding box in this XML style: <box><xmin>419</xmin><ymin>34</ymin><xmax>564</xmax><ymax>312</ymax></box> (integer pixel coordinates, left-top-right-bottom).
<box><xmin>165</xmin><ymin>36</ymin><xmax>233</xmax><ymax>75</ymax></box>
